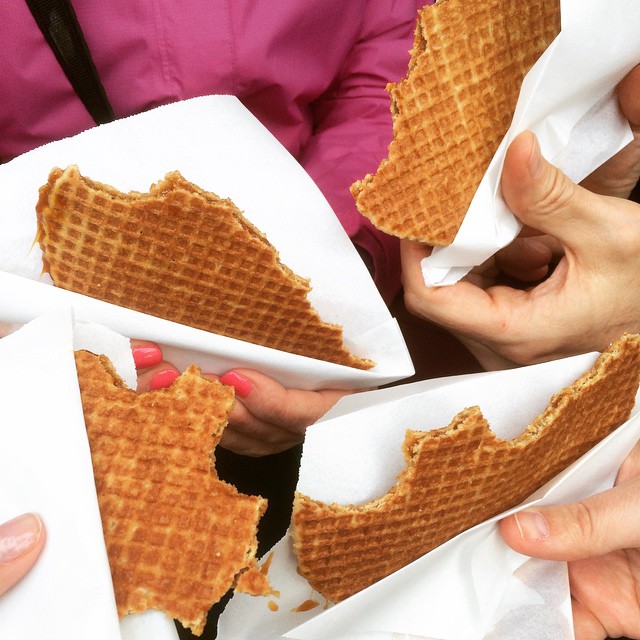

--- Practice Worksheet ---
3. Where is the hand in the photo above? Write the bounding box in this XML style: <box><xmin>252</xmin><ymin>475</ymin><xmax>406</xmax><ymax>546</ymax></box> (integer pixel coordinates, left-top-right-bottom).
<box><xmin>131</xmin><ymin>341</ymin><xmax>352</xmax><ymax>457</ymax></box>
<box><xmin>0</xmin><ymin>513</ymin><xmax>46</xmax><ymax>596</ymax></box>
<box><xmin>499</xmin><ymin>442</ymin><xmax>640</xmax><ymax>639</ymax></box>
<box><xmin>401</xmin><ymin>65</ymin><xmax>640</xmax><ymax>370</ymax></box>
<box><xmin>204</xmin><ymin>369</ymin><xmax>350</xmax><ymax>456</ymax></box>
<box><xmin>0</xmin><ymin>323</ymin><xmax>20</xmax><ymax>340</ymax></box>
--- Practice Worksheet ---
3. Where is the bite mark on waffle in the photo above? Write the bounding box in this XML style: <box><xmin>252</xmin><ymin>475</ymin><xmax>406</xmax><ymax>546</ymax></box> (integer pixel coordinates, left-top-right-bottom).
<box><xmin>351</xmin><ymin>0</ymin><xmax>561</xmax><ymax>245</ymax></box>
<box><xmin>292</xmin><ymin>333</ymin><xmax>640</xmax><ymax>603</ymax></box>
<box><xmin>37</xmin><ymin>166</ymin><xmax>373</xmax><ymax>370</ymax></box>
<box><xmin>74</xmin><ymin>350</ymin><xmax>270</xmax><ymax>635</ymax></box>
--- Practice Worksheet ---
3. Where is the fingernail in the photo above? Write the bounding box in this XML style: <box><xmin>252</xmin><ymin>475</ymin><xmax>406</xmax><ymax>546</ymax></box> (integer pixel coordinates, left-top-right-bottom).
<box><xmin>220</xmin><ymin>371</ymin><xmax>252</xmax><ymax>398</ymax></box>
<box><xmin>149</xmin><ymin>369</ymin><xmax>179</xmax><ymax>390</ymax></box>
<box><xmin>131</xmin><ymin>345</ymin><xmax>163</xmax><ymax>369</ymax></box>
<box><xmin>0</xmin><ymin>514</ymin><xmax>43</xmax><ymax>563</ymax></box>
<box><xmin>527</xmin><ymin>133</ymin><xmax>543</xmax><ymax>178</ymax></box>
<box><xmin>514</xmin><ymin>510</ymin><xmax>550</xmax><ymax>542</ymax></box>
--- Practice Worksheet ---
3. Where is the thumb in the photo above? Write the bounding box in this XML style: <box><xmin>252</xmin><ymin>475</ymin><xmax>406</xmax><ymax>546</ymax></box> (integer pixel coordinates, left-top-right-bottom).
<box><xmin>499</xmin><ymin>477</ymin><xmax>640</xmax><ymax>562</ymax></box>
<box><xmin>501</xmin><ymin>131</ymin><xmax>602</xmax><ymax>250</ymax></box>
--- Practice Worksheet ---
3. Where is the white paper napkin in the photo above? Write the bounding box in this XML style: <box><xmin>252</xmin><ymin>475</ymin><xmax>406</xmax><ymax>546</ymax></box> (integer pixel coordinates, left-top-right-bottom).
<box><xmin>217</xmin><ymin>352</ymin><xmax>640</xmax><ymax>639</ymax></box>
<box><xmin>423</xmin><ymin>0</ymin><xmax>640</xmax><ymax>286</ymax></box>
<box><xmin>0</xmin><ymin>310</ymin><xmax>179</xmax><ymax>639</ymax></box>
<box><xmin>0</xmin><ymin>95</ymin><xmax>412</xmax><ymax>388</ymax></box>
<box><xmin>0</xmin><ymin>311</ymin><xmax>121</xmax><ymax>639</ymax></box>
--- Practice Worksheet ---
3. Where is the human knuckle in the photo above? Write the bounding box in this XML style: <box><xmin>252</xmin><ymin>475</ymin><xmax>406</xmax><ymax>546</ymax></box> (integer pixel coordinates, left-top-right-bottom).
<box><xmin>502</xmin><ymin>344</ymin><xmax>543</xmax><ymax>366</ymax></box>
<box><xmin>536</xmin><ymin>171</ymin><xmax>575</xmax><ymax>215</ymax></box>
<box><xmin>611</xmin><ymin>212</ymin><xmax>640</xmax><ymax>255</ymax></box>
<box><xmin>403</xmin><ymin>289</ymin><xmax>424</xmax><ymax>315</ymax></box>
<box><xmin>572</xmin><ymin>501</ymin><xmax>599</xmax><ymax>544</ymax></box>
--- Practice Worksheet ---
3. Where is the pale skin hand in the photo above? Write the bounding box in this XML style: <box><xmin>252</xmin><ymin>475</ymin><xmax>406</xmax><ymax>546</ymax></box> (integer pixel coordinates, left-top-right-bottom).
<box><xmin>0</xmin><ymin>513</ymin><xmax>46</xmax><ymax>596</ymax></box>
<box><xmin>401</xmin><ymin>65</ymin><xmax>640</xmax><ymax>370</ymax></box>
<box><xmin>132</xmin><ymin>340</ymin><xmax>351</xmax><ymax>457</ymax></box>
<box><xmin>499</xmin><ymin>441</ymin><xmax>640</xmax><ymax>640</ymax></box>
<box><xmin>203</xmin><ymin>369</ymin><xmax>349</xmax><ymax>457</ymax></box>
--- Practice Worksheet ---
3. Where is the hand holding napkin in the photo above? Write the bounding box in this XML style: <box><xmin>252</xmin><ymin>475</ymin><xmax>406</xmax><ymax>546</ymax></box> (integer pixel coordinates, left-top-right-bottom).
<box><xmin>0</xmin><ymin>310</ymin><xmax>178</xmax><ymax>640</ymax></box>
<box><xmin>217</xmin><ymin>351</ymin><xmax>640</xmax><ymax>640</ymax></box>
<box><xmin>0</xmin><ymin>96</ymin><xmax>413</xmax><ymax>390</ymax></box>
<box><xmin>422</xmin><ymin>0</ymin><xmax>640</xmax><ymax>286</ymax></box>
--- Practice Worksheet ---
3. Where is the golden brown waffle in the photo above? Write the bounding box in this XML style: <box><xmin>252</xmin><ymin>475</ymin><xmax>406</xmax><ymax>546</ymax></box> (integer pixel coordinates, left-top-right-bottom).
<box><xmin>292</xmin><ymin>333</ymin><xmax>640</xmax><ymax>603</ymax></box>
<box><xmin>351</xmin><ymin>0</ymin><xmax>561</xmax><ymax>245</ymax></box>
<box><xmin>37</xmin><ymin>166</ymin><xmax>373</xmax><ymax>370</ymax></box>
<box><xmin>74</xmin><ymin>350</ymin><xmax>270</xmax><ymax>635</ymax></box>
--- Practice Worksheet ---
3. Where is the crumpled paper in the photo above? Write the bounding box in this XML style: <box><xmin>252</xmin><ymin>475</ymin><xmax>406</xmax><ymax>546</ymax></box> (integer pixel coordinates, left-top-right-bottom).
<box><xmin>217</xmin><ymin>352</ymin><xmax>640</xmax><ymax>640</ymax></box>
<box><xmin>423</xmin><ymin>0</ymin><xmax>640</xmax><ymax>286</ymax></box>
<box><xmin>0</xmin><ymin>310</ymin><xmax>178</xmax><ymax>640</ymax></box>
<box><xmin>0</xmin><ymin>95</ymin><xmax>413</xmax><ymax>389</ymax></box>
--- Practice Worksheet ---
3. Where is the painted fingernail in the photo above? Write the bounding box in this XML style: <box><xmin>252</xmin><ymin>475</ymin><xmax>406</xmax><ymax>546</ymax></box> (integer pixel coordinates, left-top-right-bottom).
<box><xmin>0</xmin><ymin>514</ymin><xmax>43</xmax><ymax>563</ymax></box>
<box><xmin>220</xmin><ymin>371</ymin><xmax>252</xmax><ymax>398</ymax></box>
<box><xmin>131</xmin><ymin>345</ymin><xmax>163</xmax><ymax>369</ymax></box>
<box><xmin>514</xmin><ymin>510</ymin><xmax>549</xmax><ymax>542</ymax></box>
<box><xmin>149</xmin><ymin>369</ymin><xmax>179</xmax><ymax>390</ymax></box>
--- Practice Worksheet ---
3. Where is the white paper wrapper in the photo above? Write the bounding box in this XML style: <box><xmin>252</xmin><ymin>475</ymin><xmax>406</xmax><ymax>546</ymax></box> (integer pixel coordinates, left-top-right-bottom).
<box><xmin>0</xmin><ymin>95</ymin><xmax>413</xmax><ymax>389</ymax></box>
<box><xmin>423</xmin><ymin>0</ymin><xmax>640</xmax><ymax>286</ymax></box>
<box><xmin>218</xmin><ymin>352</ymin><xmax>640</xmax><ymax>640</ymax></box>
<box><xmin>0</xmin><ymin>310</ymin><xmax>178</xmax><ymax>640</ymax></box>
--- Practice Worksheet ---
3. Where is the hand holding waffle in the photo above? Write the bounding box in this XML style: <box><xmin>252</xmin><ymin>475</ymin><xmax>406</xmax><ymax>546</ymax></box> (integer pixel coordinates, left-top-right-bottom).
<box><xmin>208</xmin><ymin>370</ymin><xmax>352</xmax><ymax>457</ymax></box>
<box><xmin>499</xmin><ymin>440</ymin><xmax>640</xmax><ymax>640</ymax></box>
<box><xmin>0</xmin><ymin>514</ymin><xmax>45</xmax><ymax>597</ymax></box>
<box><xmin>132</xmin><ymin>342</ymin><xmax>352</xmax><ymax>456</ymax></box>
<box><xmin>402</xmin><ymin>66</ymin><xmax>640</xmax><ymax>370</ymax></box>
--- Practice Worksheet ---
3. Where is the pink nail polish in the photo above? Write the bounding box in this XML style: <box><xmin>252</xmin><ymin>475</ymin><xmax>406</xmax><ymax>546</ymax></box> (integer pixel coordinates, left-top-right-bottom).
<box><xmin>220</xmin><ymin>371</ymin><xmax>252</xmax><ymax>398</ymax></box>
<box><xmin>131</xmin><ymin>345</ymin><xmax>163</xmax><ymax>369</ymax></box>
<box><xmin>150</xmin><ymin>369</ymin><xmax>179</xmax><ymax>390</ymax></box>
<box><xmin>0</xmin><ymin>514</ymin><xmax>42</xmax><ymax>562</ymax></box>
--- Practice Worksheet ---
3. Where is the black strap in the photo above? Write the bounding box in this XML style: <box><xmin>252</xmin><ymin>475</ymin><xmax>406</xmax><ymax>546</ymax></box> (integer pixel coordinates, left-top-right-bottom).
<box><xmin>25</xmin><ymin>0</ymin><xmax>115</xmax><ymax>125</ymax></box>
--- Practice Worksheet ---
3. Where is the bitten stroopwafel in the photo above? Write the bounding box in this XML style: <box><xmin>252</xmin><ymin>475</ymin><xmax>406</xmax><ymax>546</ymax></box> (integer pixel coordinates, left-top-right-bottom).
<box><xmin>37</xmin><ymin>166</ymin><xmax>372</xmax><ymax>370</ymax></box>
<box><xmin>351</xmin><ymin>0</ymin><xmax>561</xmax><ymax>245</ymax></box>
<box><xmin>292</xmin><ymin>334</ymin><xmax>640</xmax><ymax>603</ymax></box>
<box><xmin>74</xmin><ymin>350</ymin><xmax>271</xmax><ymax>635</ymax></box>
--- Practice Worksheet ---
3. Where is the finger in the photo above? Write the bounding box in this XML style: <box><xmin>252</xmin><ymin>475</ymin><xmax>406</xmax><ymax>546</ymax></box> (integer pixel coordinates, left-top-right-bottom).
<box><xmin>219</xmin><ymin>369</ymin><xmax>348</xmax><ymax>434</ymax></box>
<box><xmin>499</xmin><ymin>477</ymin><xmax>640</xmax><ymax>561</ymax></box>
<box><xmin>0</xmin><ymin>514</ymin><xmax>46</xmax><ymax>596</ymax></box>
<box><xmin>219</xmin><ymin>424</ymin><xmax>301</xmax><ymax>457</ymax></box>
<box><xmin>404</xmin><ymin>274</ymin><xmax>526</xmax><ymax>343</ymax></box>
<box><xmin>136</xmin><ymin>361</ymin><xmax>179</xmax><ymax>392</ymax></box>
<box><xmin>581</xmin><ymin>66</ymin><xmax>640</xmax><ymax>198</ymax></box>
<box><xmin>495</xmin><ymin>236</ymin><xmax>554</xmax><ymax>282</ymax></box>
<box><xmin>401</xmin><ymin>238</ymin><xmax>503</xmax><ymax>334</ymax></box>
<box><xmin>571</xmin><ymin>599</ymin><xmax>606</xmax><ymax>640</ymax></box>
<box><xmin>215</xmin><ymin>370</ymin><xmax>350</xmax><ymax>456</ymax></box>
<box><xmin>615</xmin><ymin>440</ymin><xmax>640</xmax><ymax>484</ymax></box>
<box><xmin>501</xmin><ymin>131</ymin><xmax>604</xmax><ymax>248</ymax></box>
<box><xmin>400</xmin><ymin>239</ymin><xmax>431</xmax><ymax>293</ymax></box>
<box><xmin>0</xmin><ymin>322</ymin><xmax>21</xmax><ymax>339</ymax></box>
<box><xmin>130</xmin><ymin>340</ymin><xmax>164</xmax><ymax>371</ymax></box>
<box><xmin>224</xmin><ymin>396</ymin><xmax>299</xmax><ymax>448</ymax></box>
<box><xmin>618</xmin><ymin>64</ymin><xmax>640</xmax><ymax>129</ymax></box>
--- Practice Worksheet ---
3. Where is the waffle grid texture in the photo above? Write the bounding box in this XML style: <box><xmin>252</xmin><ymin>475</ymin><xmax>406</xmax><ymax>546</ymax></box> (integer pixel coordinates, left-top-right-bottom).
<box><xmin>292</xmin><ymin>334</ymin><xmax>640</xmax><ymax>603</ymax></box>
<box><xmin>351</xmin><ymin>0</ymin><xmax>561</xmax><ymax>245</ymax></box>
<box><xmin>37</xmin><ymin>166</ymin><xmax>372</xmax><ymax>370</ymax></box>
<box><xmin>75</xmin><ymin>350</ymin><xmax>268</xmax><ymax>635</ymax></box>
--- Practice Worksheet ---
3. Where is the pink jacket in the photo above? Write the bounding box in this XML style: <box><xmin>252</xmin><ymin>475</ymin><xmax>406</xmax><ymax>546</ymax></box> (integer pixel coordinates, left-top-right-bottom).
<box><xmin>2</xmin><ymin>1</ymin><xmax>425</xmax><ymax>302</ymax></box>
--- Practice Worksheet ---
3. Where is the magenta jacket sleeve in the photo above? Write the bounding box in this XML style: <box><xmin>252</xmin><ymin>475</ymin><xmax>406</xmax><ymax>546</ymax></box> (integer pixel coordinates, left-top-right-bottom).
<box><xmin>298</xmin><ymin>2</ymin><xmax>420</xmax><ymax>303</ymax></box>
